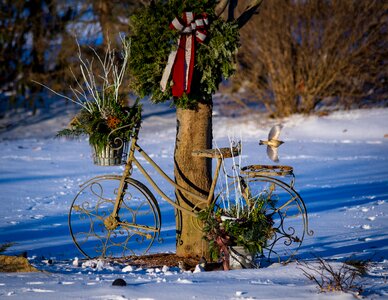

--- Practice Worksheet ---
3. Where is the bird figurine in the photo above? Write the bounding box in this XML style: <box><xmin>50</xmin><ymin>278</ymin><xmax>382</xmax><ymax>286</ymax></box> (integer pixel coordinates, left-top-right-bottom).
<box><xmin>259</xmin><ymin>124</ymin><xmax>284</xmax><ymax>163</ymax></box>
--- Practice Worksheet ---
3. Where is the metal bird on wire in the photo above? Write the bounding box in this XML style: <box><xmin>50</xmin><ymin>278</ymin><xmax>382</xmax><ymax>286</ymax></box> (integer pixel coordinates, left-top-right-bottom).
<box><xmin>259</xmin><ymin>124</ymin><xmax>284</xmax><ymax>163</ymax></box>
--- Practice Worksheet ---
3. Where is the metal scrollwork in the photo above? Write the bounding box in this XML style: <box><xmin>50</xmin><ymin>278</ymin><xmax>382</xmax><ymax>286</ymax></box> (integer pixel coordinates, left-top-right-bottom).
<box><xmin>68</xmin><ymin>176</ymin><xmax>161</xmax><ymax>258</ymax></box>
<box><xmin>215</xmin><ymin>173</ymin><xmax>312</xmax><ymax>266</ymax></box>
<box><xmin>253</xmin><ymin>176</ymin><xmax>313</xmax><ymax>264</ymax></box>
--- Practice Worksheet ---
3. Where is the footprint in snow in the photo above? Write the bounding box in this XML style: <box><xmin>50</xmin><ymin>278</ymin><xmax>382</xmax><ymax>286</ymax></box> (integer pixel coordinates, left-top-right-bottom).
<box><xmin>91</xmin><ymin>295</ymin><xmax>128</xmax><ymax>300</ymax></box>
<box><xmin>22</xmin><ymin>288</ymin><xmax>55</xmax><ymax>293</ymax></box>
<box><xmin>358</xmin><ymin>237</ymin><xmax>373</xmax><ymax>242</ymax></box>
<box><xmin>176</xmin><ymin>278</ymin><xmax>193</xmax><ymax>284</ymax></box>
<box><xmin>235</xmin><ymin>291</ymin><xmax>247</xmax><ymax>296</ymax></box>
<box><xmin>31</xmin><ymin>215</ymin><xmax>44</xmax><ymax>220</ymax></box>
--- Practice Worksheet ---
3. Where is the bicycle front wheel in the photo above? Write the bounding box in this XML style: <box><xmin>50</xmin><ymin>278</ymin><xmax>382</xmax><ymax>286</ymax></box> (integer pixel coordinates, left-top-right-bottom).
<box><xmin>69</xmin><ymin>176</ymin><xmax>161</xmax><ymax>259</ymax></box>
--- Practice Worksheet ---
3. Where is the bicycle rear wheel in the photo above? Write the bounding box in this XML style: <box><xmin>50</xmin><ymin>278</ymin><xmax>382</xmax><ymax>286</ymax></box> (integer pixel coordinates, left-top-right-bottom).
<box><xmin>215</xmin><ymin>175</ymin><xmax>311</xmax><ymax>265</ymax></box>
<box><xmin>69</xmin><ymin>176</ymin><xmax>161</xmax><ymax>259</ymax></box>
<box><xmin>245</xmin><ymin>176</ymin><xmax>311</xmax><ymax>263</ymax></box>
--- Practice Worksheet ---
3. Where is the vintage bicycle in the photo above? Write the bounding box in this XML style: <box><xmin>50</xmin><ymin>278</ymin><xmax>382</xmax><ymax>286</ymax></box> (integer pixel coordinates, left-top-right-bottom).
<box><xmin>68</xmin><ymin>121</ymin><xmax>312</xmax><ymax>264</ymax></box>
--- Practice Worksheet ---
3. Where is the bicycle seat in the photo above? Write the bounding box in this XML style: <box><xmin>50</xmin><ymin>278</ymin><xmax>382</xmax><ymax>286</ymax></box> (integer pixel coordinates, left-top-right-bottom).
<box><xmin>192</xmin><ymin>147</ymin><xmax>240</xmax><ymax>159</ymax></box>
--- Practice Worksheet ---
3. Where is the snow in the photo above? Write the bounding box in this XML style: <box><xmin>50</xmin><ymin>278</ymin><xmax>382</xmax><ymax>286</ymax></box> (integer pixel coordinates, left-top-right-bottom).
<box><xmin>0</xmin><ymin>101</ymin><xmax>387</xmax><ymax>299</ymax></box>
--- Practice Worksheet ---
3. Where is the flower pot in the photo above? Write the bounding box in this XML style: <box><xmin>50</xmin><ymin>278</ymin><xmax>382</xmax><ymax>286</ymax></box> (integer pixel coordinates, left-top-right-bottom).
<box><xmin>92</xmin><ymin>140</ymin><xmax>128</xmax><ymax>166</ymax></box>
<box><xmin>229</xmin><ymin>246</ymin><xmax>255</xmax><ymax>269</ymax></box>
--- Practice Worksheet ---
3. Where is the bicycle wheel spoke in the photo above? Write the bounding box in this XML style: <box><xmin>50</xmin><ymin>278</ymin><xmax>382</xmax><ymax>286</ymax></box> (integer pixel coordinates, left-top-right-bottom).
<box><xmin>247</xmin><ymin>177</ymin><xmax>309</xmax><ymax>263</ymax></box>
<box><xmin>69</xmin><ymin>176</ymin><xmax>161</xmax><ymax>258</ymax></box>
<box><xmin>119</xmin><ymin>221</ymin><xmax>159</xmax><ymax>237</ymax></box>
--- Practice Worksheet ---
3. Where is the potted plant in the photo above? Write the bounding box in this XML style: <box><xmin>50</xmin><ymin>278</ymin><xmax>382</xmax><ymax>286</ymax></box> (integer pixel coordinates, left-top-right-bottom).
<box><xmin>35</xmin><ymin>37</ymin><xmax>141</xmax><ymax>166</ymax></box>
<box><xmin>58</xmin><ymin>89</ymin><xmax>141</xmax><ymax>166</ymax></box>
<box><xmin>199</xmin><ymin>179</ymin><xmax>277</xmax><ymax>270</ymax></box>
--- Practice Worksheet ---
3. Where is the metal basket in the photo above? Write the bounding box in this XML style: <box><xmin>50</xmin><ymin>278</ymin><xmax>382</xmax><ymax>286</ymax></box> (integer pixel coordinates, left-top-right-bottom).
<box><xmin>92</xmin><ymin>140</ymin><xmax>129</xmax><ymax>166</ymax></box>
<box><xmin>229</xmin><ymin>246</ymin><xmax>255</xmax><ymax>269</ymax></box>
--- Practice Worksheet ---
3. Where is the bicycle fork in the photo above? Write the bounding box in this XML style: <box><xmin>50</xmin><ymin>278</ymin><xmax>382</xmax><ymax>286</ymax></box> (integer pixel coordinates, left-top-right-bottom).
<box><xmin>103</xmin><ymin>138</ymin><xmax>136</xmax><ymax>231</ymax></box>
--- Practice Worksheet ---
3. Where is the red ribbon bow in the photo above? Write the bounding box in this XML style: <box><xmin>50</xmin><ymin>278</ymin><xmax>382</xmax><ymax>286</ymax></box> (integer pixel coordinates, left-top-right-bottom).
<box><xmin>160</xmin><ymin>12</ymin><xmax>209</xmax><ymax>97</ymax></box>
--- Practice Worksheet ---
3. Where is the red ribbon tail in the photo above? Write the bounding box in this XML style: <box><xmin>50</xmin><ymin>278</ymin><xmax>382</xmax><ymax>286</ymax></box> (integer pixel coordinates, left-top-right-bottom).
<box><xmin>171</xmin><ymin>36</ymin><xmax>186</xmax><ymax>97</ymax></box>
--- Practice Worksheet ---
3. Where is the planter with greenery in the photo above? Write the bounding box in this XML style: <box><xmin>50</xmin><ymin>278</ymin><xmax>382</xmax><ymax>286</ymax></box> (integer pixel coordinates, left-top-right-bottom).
<box><xmin>199</xmin><ymin>185</ymin><xmax>277</xmax><ymax>270</ymax></box>
<box><xmin>36</xmin><ymin>38</ymin><xmax>141</xmax><ymax>166</ymax></box>
<box><xmin>58</xmin><ymin>92</ymin><xmax>141</xmax><ymax>166</ymax></box>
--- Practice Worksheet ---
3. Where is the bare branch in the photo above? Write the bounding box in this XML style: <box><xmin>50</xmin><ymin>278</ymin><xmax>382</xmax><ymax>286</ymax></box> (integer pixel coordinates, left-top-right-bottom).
<box><xmin>33</xmin><ymin>37</ymin><xmax>131</xmax><ymax>114</ymax></box>
<box><xmin>297</xmin><ymin>258</ymin><xmax>365</xmax><ymax>293</ymax></box>
<box><xmin>233</xmin><ymin>0</ymin><xmax>387</xmax><ymax>116</ymax></box>
<box><xmin>228</xmin><ymin>0</ymin><xmax>238</xmax><ymax>21</ymax></box>
<box><xmin>215</xmin><ymin>0</ymin><xmax>229</xmax><ymax>17</ymax></box>
<box><xmin>32</xmin><ymin>80</ymin><xmax>91</xmax><ymax>112</ymax></box>
<box><xmin>237</xmin><ymin>0</ymin><xmax>264</xmax><ymax>28</ymax></box>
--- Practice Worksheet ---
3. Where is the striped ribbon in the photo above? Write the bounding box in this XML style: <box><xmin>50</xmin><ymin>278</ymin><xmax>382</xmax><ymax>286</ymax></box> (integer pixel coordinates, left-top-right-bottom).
<box><xmin>160</xmin><ymin>12</ymin><xmax>209</xmax><ymax>97</ymax></box>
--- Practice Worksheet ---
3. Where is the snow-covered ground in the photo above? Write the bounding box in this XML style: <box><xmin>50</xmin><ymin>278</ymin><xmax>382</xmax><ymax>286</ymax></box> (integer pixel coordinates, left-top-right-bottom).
<box><xmin>0</xmin><ymin>101</ymin><xmax>387</xmax><ymax>299</ymax></box>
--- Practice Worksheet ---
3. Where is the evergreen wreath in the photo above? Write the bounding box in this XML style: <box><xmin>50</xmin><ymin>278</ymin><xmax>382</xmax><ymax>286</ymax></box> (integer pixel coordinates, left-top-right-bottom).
<box><xmin>129</xmin><ymin>1</ymin><xmax>240</xmax><ymax>109</ymax></box>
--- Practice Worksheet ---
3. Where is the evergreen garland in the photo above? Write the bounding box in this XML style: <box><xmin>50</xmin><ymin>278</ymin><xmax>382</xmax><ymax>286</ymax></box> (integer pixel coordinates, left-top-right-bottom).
<box><xmin>129</xmin><ymin>1</ymin><xmax>239</xmax><ymax>109</ymax></box>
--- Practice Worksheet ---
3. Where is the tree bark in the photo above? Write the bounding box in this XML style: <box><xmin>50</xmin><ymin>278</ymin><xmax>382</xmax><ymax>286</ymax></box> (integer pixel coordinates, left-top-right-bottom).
<box><xmin>29</xmin><ymin>0</ymin><xmax>46</xmax><ymax>75</ymax></box>
<box><xmin>95</xmin><ymin>0</ymin><xmax>115</xmax><ymax>47</ymax></box>
<box><xmin>171</xmin><ymin>0</ymin><xmax>263</xmax><ymax>260</ymax></box>
<box><xmin>174</xmin><ymin>101</ymin><xmax>212</xmax><ymax>259</ymax></box>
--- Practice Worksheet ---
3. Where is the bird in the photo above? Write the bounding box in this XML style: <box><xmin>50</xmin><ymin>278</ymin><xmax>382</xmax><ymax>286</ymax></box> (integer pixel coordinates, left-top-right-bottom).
<box><xmin>259</xmin><ymin>124</ymin><xmax>284</xmax><ymax>163</ymax></box>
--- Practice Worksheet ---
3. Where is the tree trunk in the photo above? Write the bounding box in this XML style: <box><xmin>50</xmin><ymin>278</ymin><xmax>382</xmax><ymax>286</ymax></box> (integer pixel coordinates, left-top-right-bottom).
<box><xmin>95</xmin><ymin>0</ymin><xmax>115</xmax><ymax>47</ymax></box>
<box><xmin>273</xmin><ymin>86</ymin><xmax>298</xmax><ymax>117</ymax></box>
<box><xmin>174</xmin><ymin>101</ymin><xmax>213</xmax><ymax>259</ymax></box>
<box><xmin>29</xmin><ymin>0</ymin><xmax>45</xmax><ymax>75</ymax></box>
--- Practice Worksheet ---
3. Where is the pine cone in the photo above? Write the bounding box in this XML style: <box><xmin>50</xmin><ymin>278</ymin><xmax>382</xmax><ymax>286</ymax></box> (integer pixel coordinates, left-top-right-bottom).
<box><xmin>106</xmin><ymin>116</ymin><xmax>121</xmax><ymax>129</ymax></box>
